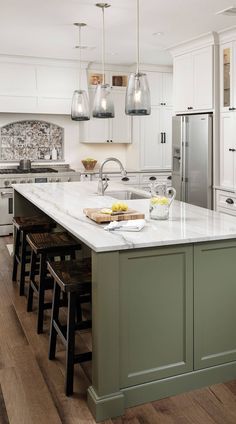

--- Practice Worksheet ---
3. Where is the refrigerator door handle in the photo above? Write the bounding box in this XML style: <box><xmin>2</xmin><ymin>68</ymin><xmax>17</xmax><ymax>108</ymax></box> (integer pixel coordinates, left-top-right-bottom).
<box><xmin>181</xmin><ymin>117</ymin><xmax>186</xmax><ymax>202</ymax></box>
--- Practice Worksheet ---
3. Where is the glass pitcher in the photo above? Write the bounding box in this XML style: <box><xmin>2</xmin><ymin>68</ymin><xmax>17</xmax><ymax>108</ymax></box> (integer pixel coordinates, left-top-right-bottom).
<box><xmin>149</xmin><ymin>184</ymin><xmax>176</xmax><ymax>220</ymax></box>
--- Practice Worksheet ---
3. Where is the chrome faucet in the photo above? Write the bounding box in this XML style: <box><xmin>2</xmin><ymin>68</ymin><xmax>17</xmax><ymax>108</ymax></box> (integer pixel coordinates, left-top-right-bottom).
<box><xmin>98</xmin><ymin>157</ymin><xmax>127</xmax><ymax>195</ymax></box>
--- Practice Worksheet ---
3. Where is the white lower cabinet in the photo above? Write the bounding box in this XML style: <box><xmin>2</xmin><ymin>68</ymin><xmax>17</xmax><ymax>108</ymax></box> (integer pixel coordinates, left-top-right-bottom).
<box><xmin>80</xmin><ymin>88</ymin><xmax>132</xmax><ymax>144</ymax></box>
<box><xmin>220</xmin><ymin>113</ymin><xmax>236</xmax><ymax>189</ymax></box>
<box><xmin>216</xmin><ymin>189</ymin><xmax>236</xmax><ymax>216</ymax></box>
<box><xmin>140</xmin><ymin>106</ymin><xmax>173</xmax><ymax>171</ymax></box>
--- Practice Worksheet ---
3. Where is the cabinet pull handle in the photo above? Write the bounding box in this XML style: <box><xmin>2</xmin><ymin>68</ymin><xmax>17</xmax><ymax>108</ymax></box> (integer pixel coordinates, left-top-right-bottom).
<box><xmin>163</xmin><ymin>132</ymin><xmax>166</xmax><ymax>143</ymax></box>
<box><xmin>102</xmin><ymin>177</ymin><xmax>110</xmax><ymax>181</ymax></box>
<box><xmin>226</xmin><ymin>198</ymin><xmax>234</xmax><ymax>205</ymax></box>
<box><xmin>229</xmin><ymin>107</ymin><xmax>236</xmax><ymax>111</ymax></box>
<box><xmin>160</xmin><ymin>132</ymin><xmax>164</xmax><ymax>143</ymax></box>
<box><xmin>187</xmin><ymin>106</ymin><xmax>193</xmax><ymax>110</ymax></box>
<box><xmin>229</xmin><ymin>148</ymin><xmax>236</xmax><ymax>152</ymax></box>
<box><xmin>167</xmin><ymin>175</ymin><xmax>172</xmax><ymax>180</ymax></box>
<box><xmin>122</xmin><ymin>177</ymin><xmax>129</xmax><ymax>181</ymax></box>
<box><xmin>149</xmin><ymin>176</ymin><xmax>157</xmax><ymax>181</ymax></box>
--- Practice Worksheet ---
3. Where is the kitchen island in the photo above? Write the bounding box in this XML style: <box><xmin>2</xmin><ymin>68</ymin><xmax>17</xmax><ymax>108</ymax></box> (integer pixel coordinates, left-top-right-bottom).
<box><xmin>13</xmin><ymin>181</ymin><xmax>236</xmax><ymax>422</ymax></box>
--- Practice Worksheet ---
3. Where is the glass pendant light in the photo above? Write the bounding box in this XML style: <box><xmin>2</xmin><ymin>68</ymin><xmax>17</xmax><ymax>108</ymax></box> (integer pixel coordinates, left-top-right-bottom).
<box><xmin>92</xmin><ymin>3</ymin><xmax>115</xmax><ymax>119</ymax></box>
<box><xmin>125</xmin><ymin>0</ymin><xmax>151</xmax><ymax>116</ymax></box>
<box><xmin>71</xmin><ymin>23</ymin><xmax>90</xmax><ymax>121</ymax></box>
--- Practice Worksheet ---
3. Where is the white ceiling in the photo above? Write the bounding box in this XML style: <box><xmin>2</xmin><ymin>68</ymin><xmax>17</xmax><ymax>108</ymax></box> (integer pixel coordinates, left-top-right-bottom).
<box><xmin>1</xmin><ymin>0</ymin><xmax>236</xmax><ymax>66</ymax></box>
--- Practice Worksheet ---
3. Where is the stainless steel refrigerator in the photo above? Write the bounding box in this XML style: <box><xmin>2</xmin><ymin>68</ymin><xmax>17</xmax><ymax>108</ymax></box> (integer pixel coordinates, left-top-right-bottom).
<box><xmin>172</xmin><ymin>114</ymin><xmax>213</xmax><ymax>209</ymax></box>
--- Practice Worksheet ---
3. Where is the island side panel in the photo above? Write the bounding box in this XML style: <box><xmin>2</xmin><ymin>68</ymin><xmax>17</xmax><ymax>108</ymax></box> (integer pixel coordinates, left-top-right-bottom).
<box><xmin>88</xmin><ymin>250</ymin><xmax>125</xmax><ymax>422</ymax></box>
<box><xmin>194</xmin><ymin>239</ymin><xmax>236</xmax><ymax>369</ymax></box>
<box><xmin>14</xmin><ymin>189</ymin><xmax>45</xmax><ymax>218</ymax></box>
<box><xmin>119</xmin><ymin>245</ymin><xmax>194</xmax><ymax>388</ymax></box>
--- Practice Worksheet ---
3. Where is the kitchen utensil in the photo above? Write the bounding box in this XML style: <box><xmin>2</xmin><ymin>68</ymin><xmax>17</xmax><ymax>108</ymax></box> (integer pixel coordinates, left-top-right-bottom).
<box><xmin>18</xmin><ymin>159</ymin><xmax>32</xmax><ymax>171</ymax></box>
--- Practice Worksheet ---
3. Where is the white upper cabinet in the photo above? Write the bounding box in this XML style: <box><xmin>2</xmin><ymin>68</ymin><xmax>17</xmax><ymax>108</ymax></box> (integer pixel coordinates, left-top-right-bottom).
<box><xmin>145</xmin><ymin>72</ymin><xmax>173</xmax><ymax>106</ymax></box>
<box><xmin>173</xmin><ymin>54</ymin><xmax>193</xmax><ymax>112</ymax></box>
<box><xmin>0</xmin><ymin>58</ymin><xmax>87</xmax><ymax>114</ymax></box>
<box><xmin>173</xmin><ymin>46</ymin><xmax>213</xmax><ymax>113</ymax></box>
<box><xmin>80</xmin><ymin>88</ymin><xmax>132</xmax><ymax>144</ymax></box>
<box><xmin>220</xmin><ymin>42</ymin><xmax>236</xmax><ymax>112</ymax></box>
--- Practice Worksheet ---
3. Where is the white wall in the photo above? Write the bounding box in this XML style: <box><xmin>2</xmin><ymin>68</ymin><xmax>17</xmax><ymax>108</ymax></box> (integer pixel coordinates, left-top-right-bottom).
<box><xmin>0</xmin><ymin>113</ymin><xmax>128</xmax><ymax>171</ymax></box>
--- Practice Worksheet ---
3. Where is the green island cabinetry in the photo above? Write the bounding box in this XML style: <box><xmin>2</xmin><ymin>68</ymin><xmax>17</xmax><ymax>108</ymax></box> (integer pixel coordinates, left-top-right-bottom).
<box><xmin>88</xmin><ymin>241</ymin><xmax>236</xmax><ymax>421</ymax></box>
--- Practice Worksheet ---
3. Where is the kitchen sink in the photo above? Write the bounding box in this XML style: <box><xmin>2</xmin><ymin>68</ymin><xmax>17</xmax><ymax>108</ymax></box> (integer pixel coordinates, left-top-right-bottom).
<box><xmin>104</xmin><ymin>189</ymin><xmax>151</xmax><ymax>200</ymax></box>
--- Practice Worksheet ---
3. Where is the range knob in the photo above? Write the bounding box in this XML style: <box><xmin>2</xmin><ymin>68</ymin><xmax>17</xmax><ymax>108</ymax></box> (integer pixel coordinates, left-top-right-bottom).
<box><xmin>56</xmin><ymin>178</ymin><xmax>60</xmax><ymax>182</ymax></box>
<box><xmin>20</xmin><ymin>180</ymin><xmax>26</xmax><ymax>184</ymax></box>
<box><xmin>11</xmin><ymin>180</ymin><xmax>17</xmax><ymax>184</ymax></box>
<box><xmin>4</xmin><ymin>180</ymin><xmax>10</xmax><ymax>187</ymax></box>
<box><xmin>27</xmin><ymin>179</ymin><xmax>33</xmax><ymax>183</ymax></box>
<box><xmin>67</xmin><ymin>177</ymin><xmax>71</xmax><ymax>182</ymax></box>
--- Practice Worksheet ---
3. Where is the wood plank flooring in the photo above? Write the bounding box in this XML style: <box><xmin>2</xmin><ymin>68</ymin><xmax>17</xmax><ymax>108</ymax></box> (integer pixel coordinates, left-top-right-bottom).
<box><xmin>1</xmin><ymin>236</ymin><xmax>236</xmax><ymax>423</ymax></box>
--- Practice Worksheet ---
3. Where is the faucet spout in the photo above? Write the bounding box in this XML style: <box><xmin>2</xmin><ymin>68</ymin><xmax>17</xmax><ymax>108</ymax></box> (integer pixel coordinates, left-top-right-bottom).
<box><xmin>98</xmin><ymin>157</ymin><xmax>127</xmax><ymax>195</ymax></box>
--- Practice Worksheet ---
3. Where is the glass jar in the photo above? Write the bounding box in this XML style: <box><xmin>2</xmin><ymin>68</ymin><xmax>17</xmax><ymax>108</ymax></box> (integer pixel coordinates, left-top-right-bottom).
<box><xmin>149</xmin><ymin>185</ymin><xmax>176</xmax><ymax>220</ymax></box>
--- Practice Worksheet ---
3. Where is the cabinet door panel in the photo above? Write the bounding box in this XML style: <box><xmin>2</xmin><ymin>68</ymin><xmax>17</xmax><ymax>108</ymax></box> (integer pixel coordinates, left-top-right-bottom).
<box><xmin>194</xmin><ymin>241</ymin><xmax>236</xmax><ymax>369</ymax></box>
<box><xmin>193</xmin><ymin>46</ymin><xmax>213</xmax><ymax>110</ymax></box>
<box><xmin>140</xmin><ymin>109</ymin><xmax>163</xmax><ymax>170</ymax></box>
<box><xmin>162</xmin><ymin>73</ymin><xmax>173</xmax><ymax>106</ymax></box>
<box><xmin>111</xmin><ymin>90</ymin><xmax>132</xmax><ymax>143</ymax></box>
<box><xmin>174</xmin><ymin>54</ymin><xmax>193</xmax><ymax>112</ymax></box>
<box><xmin>161</xmin><ymin>107</ymin><xmax>173</xmax><ymax>170</ymax></box>
<box><xmin>145</xmin><ymin>72</ymin><xmax>163</xmax><ymax>106</ymax></box>
<box><xmin>220</xmin><ymin>113</ymin><xmax>235</xmax><ymax>189</ymax></box>
<box><xmin>120</xmin><ymin>246</ymin><xmax>193</xmax><ymax>387</ymax></box>
<box><xmin>221</xmin><ymin>43</ymin><xmax>233</xmax><ymax>111</ymax></box>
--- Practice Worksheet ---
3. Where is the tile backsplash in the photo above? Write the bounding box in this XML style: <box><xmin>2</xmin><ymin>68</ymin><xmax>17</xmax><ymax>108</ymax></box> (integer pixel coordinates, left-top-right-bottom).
<box><xmin>0</xmin><ymin>120</ymin><xmax>64</xmax><ymax>161</ymax></box>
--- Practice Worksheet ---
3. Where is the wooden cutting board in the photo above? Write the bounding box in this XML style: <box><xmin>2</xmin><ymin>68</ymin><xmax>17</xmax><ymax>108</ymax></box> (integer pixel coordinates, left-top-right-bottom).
<box><xmin>83</xmin><ymin>208</ymin><xmax>145</xmax><ymax>223</ymax></box>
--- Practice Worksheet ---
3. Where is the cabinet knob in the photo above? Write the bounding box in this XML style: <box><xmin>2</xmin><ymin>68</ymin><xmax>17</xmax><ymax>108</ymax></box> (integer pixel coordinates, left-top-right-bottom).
<box><xmin>107</xmin><ymin>140</ymin><xmax>109</xmax><ymax>143</ymax></box>
<box><xmin>149</xmin><ymin>176</ymin><xmax>157</xmax><ymax>181</ymax></box>
<box><xmin>167</xmin><ymin>175</ymin><xmax>172</xmax><ymax>180</ymax></box>
<box><xmin>187</xmin><ymin>106</ymin><xmax>193</xmax><ymax>110</ymax></box>
<box><xmin>226</xmin><ymin>198</ymin><xmax>234</xmax><ymax>205</ymax></box>
<box><xmin>110</xmin><ymin>140</ymin><xmax>113</xmax><ymax>143</ymax></box>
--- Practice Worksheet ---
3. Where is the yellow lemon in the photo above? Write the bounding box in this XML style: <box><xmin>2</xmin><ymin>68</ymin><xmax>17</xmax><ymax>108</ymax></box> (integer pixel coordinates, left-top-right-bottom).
<box><xmin>101</xmin><ymin>208</ymin><xmax>112</xmax><ymax>214</ymax></box>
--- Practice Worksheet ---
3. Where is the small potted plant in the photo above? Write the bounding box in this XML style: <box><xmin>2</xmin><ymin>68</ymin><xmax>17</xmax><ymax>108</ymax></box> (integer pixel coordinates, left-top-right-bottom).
<box><xmin>81</xmin><ymin>158</ymin><xmax>97</xmax><ymax>170</ymax></box>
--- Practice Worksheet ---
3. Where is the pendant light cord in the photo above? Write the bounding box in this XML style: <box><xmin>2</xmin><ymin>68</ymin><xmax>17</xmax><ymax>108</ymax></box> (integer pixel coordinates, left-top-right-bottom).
<box><xmin>136</xmin><ymin>0</ymin><xmax>140</xmax><ymax>74</ymax></box>
<box><xmin>79</xmin><ymin>25</ymin><xmax>82</xmax><ymax>88</ymax></box>
<box><xmin>102</xmin><ymin>6</ymin><xmax>106</xmax><ymax>84</ymax></box>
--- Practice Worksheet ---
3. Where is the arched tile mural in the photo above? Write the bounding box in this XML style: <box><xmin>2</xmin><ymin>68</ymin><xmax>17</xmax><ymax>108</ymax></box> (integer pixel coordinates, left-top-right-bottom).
<box><xmin>0</xmin><ymin>120</ymin><xmax>64</xmax><ymax>161</ymax></box>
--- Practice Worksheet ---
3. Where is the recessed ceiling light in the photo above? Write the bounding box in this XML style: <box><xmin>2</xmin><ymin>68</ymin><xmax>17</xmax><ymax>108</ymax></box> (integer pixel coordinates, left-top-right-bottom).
<box><xmin>152</xmin><ymin>32</ymin><xmax>164</xmax><ymax>36</ymax></box>
<box><xmin>216</xmin><ymin>6</ymin><xmax>236</xmax><ymax>16</ymax></box>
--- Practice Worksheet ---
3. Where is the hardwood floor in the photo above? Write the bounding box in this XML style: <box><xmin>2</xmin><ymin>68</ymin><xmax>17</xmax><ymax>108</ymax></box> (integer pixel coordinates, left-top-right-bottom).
<box><xmin>1</xmin><ymin>236</ymin><xmax>236</xmax><ymax>423</ymax></box>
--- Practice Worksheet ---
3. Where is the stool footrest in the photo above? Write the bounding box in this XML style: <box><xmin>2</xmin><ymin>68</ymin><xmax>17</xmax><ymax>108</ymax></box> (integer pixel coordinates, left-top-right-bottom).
<box><xmin>74</xmin><ymin>352</ymin><xmax>92</xmax><ymax>364</ymax></box>
<box><xmin>53</xmin><ymin>320</ymin><xmax>67</xmax><ymax>345</ymax></box>
<box><xmin>76</xmin><ymin>320</ymin><xmax>92</xmax><ymax>331</ymax></box>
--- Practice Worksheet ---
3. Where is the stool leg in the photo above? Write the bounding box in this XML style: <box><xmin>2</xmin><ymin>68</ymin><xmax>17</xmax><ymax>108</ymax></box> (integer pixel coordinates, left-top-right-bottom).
<box><xmin>27</xmin><ymin>251</ymin><xmax>36</xmax><ymax>312</ymax></box>
<box><xmin>12</xmin><ymin>228</ymin><xmax>20</xmax><ymax>282</ymax></box>
<box><xmin>65</xmin><ymin>291</ymin><xmax>76</xmax><ymax>396</ymax></box>
<box><xmin>19</xmin><ymin>232</ymin><xmax>27</xmax><ymax>296</ymax></box>
<box><xmin>49</xmin><ymin>282</ymin><xmax>61</xmax><ymax>360</ymax></box>
<box><xmin>37</xmin><ymin>253</ymin><xmax>47</xmax><ymax>334</ymax></box>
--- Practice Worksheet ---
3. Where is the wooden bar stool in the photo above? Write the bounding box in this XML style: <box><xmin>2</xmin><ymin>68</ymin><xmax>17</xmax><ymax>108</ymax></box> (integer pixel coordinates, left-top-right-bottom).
<box><xmin>12</xmin><ymin>215</ymin><xmax>55</xmax><ymax>296</ymax></box>
<box><xmin>47</xmin><ymin>259</ymin><xmax>92</xmax><ymax>396</ymax></box>
<box><xmin>26</xmin><ymin>231</ymin><xmax>81</xmax><ymax>334</ymax></box>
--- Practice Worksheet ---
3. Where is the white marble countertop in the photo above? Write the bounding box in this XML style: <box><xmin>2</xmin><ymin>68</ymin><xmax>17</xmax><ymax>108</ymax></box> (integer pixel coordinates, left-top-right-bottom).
<box><xmin>13</xmin><ymin>181</ymin><xmax>236</xmax><ymax>253</ymax></box>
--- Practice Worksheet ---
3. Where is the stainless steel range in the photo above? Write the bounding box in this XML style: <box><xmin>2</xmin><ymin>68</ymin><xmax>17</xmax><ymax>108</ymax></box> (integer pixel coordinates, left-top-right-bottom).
<box><xmin>0</xmin><ymin>165</ymin><xmax>81</xmax><ymax>236</ymax></box>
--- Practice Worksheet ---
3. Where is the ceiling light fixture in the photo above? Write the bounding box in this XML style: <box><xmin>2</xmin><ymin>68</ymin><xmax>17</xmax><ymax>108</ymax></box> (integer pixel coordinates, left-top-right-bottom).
<box><xmin>125</xmin><ymin>0</ymin><xmax>151</xmax><ymax>116</ymax></box>
<box><xmin>92</xmin><ymin>3</ymin><xmax>115</xmax><ymax>119</ymax></box>
<box><xmin>71</xmin><ymin>23</ymin><xmax>90</xmax><ymax>121</ymax></box>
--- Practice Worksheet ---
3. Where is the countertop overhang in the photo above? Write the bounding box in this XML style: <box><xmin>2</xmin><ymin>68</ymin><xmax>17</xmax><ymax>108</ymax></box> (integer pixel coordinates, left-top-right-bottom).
<box><xmin>13</xmin><ymin>181</ymin><xmax>236</xmax><ymax>252</ymax></box>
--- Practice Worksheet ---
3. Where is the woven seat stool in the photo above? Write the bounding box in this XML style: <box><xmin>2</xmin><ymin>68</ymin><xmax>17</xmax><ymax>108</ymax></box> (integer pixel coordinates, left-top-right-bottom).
<box><xmin>48</xmin><ymin>258</ymin><xmax>92</xmax><ymax>396</ymax></box>
<box><xmin>26</xmin><ymin>231</ymin><xmax>81</xmax><ymax>334</ymax></box>
<box><xmin>12</xmin><ymin>215</ymin><xmax>55</xmax><ymax>296</ymax></box>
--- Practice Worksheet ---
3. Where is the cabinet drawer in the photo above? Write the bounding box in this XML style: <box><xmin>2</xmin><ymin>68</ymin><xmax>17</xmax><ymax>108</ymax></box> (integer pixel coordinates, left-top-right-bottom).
<box><xmin>216</xmin><ymin>190</ymin><xmax>236</xmax><ymax>216</ymax></box>
<box><xmin>105</xmin><ymin>174</ymin><xmax>139</xmax><ymax>185</ymax></box>
<box><xmin>140</xmin><ymin>173</ymin><xmax>171</xmax><ymax>185</ymax></box>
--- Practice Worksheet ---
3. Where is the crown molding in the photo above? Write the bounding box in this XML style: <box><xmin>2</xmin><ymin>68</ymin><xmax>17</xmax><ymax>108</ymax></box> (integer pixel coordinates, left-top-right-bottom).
<box><xmin>169</xmin><ymin>31</ymin><xmax>219</xmax><ymax>57</ymax></box>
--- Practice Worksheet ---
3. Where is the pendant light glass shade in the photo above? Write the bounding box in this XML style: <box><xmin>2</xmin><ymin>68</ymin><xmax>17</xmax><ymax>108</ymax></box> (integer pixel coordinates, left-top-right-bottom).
<box><xmin>71</xmin><ymin>23</ymin><xmax>90</xmax><ymax>121</ymax></box>
<box><xmin>71</xmin><ymin>89</ymin><xmax>90</xmax><ymax>121</ymax></box>
<box><xmin>93</xmin><ymin>84</ymin><xmax>114</xmax><ymax>118</ymax></box>
<box><xmin>92</xmin><ymin>3</ymin><xmax>115</xmax><ymax>119</ymax></box>
<box><xmin>125</xmin><ymin>0</ymin><xmax>151</xmax><ymax>116</ymax></box>
<box><xmin>125</xmin><ymin>72</ymin><xmax>151</xmax><ymax>116</ymax></box>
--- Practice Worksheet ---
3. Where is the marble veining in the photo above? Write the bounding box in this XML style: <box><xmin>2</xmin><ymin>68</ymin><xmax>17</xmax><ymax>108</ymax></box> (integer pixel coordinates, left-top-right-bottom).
<box><xmin>13</xmin><ymin>181</ymin><xmax>236</xmax><ymax>252</ymax></box>
<box><xmin>0</xmin><ymin>120</ymin><xmax>64</xmax><ymax>161</ymax></box>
